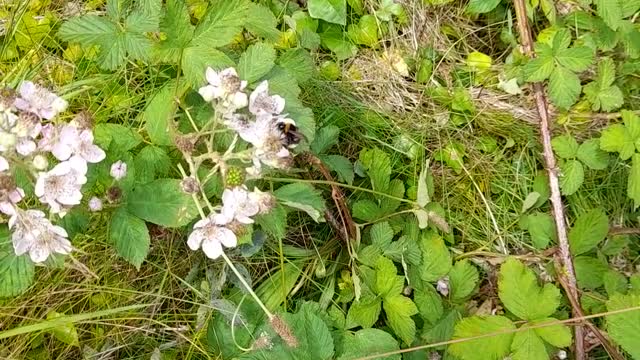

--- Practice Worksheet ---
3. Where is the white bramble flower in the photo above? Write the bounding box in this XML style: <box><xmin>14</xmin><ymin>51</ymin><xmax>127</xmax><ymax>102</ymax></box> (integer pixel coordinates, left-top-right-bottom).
<box><xmin>13</xmin><ymin>81</ymin><xmax>68</xmax><ymax>120</ymax></box>
<box><xmin>248</xmin><ymin>81</ymin><xmax>285</xmax><ymax>116</ymax></box>
<box><xmin>187</xmin><ymin>213</ymin><xmax>237</xmax><ymax>260</ymax></box>
<box><xmin>9</xmin><ymin>209</ymin><xmax>72</xmax><ymax>263</ymax></box>
<box><xmin>110</xmin><ymin>160</ymin><xmax>127</xmax><ymax>180</ymax></box>
<box><xmin>35</xmin><ymin>157</ymin><xmax>87</xmax><ymax>214</ymax></box>
<box><xmin>198</xmin><ymin>67</ymin><xmax>248</xmax><ymax>113</ymax></box>
<box><xmin>221</xmin><ymin>186</ymin><xmax>260</xmax><ymax>224</ymax></box>
<box><xmin>249</xmin><ymin>187</ymin><xmax>276</xmax><ymax>214</ymax></box>
<box><xmin>88</xmin><ymin>196</ymin><xmax>103</xmax><ymax>212</ymax></box>
<box><xmin>0</xmin><ymin>171</ymin><xmax>25</xmax><ymax>216</ymax></box>
<box><xmin>39</xmin><ymin>124</ymin><xmax>105</xmax><ymax>164</ymax></box>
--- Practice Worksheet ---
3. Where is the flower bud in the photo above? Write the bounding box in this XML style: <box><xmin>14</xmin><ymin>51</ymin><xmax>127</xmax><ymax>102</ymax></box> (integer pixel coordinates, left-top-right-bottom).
<box><xmin>0</xmin><ymin>132</ymin><xmax>16</xmax><ymax>149</ymax></box>
<box><xmin>88</xmin><ymin>197</ymin><xmax>103</xmax><ymax>212</ymax></box>
<box><xmin>180</xmin><ymin>176</ymin><xmax>199</xmax><ymax>194</ymax></box>
<box><xmin>106</xmin><ymin>186</ymin><xmax>123</xmax><ymax>203</ymax></box>
<box><xmin>110</xmin><ymin>160</ymin><xmax>127</xmax><ymax>180</ymax></box>
<box><xmin>32</xmin><ymin>154</ymin><xmax>48</xmax><ymax>170</ymax></box>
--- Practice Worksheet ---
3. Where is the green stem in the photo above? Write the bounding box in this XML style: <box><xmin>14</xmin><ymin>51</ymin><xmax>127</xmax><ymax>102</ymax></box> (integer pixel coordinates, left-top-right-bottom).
<box><xmin>220</xmin><ymin>252</ymin><xmax>273</xmax><ymax>320</ymax></box>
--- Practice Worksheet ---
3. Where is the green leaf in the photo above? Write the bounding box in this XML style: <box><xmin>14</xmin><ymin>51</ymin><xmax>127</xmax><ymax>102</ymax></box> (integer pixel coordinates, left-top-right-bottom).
<box><xmin>596</xmin><ymin>57</ymin><xmax>617</xmax><ymax>87</ymax></box>
<box><xmin>383</xmin><ymin>294</ymin><xmax>418</xmax><ymax>345</ymax></box>
<box><xmin>46</xmin><ymin>311</ymin><xmax>79</xmax><ymax>346</ymax></box>
<box><xmin>182</xmin><ymin>46</ymin><xmax>234</xmax><ymax>88</ymax></box>
<box><xmin>359</xmin><ymin>148</ymin><xmax>391</xmax><ymax>193</ymax></box>
<box><xmin>549</xmin><ymin>66</ymin><xmax>582</xmax><ymax>109</ymax></box>
<box><xmin>94</xmin><ymin>123</ymin><xmax>143</xmax><ymax>152</ymax></box>
<box><xmin>606</xmin><ymin>294</ymin><xmax>640</xmax><ymax>359</ymax></box>
<box><xmin>109</xmin><ymin>208</ymin><xmax>150</xmax><ymax>269</ymax></box>
<box><xmin>498</xmin><ymin>258</ymin><xmax>561</xmax><ymax>321</ymax></box>
<box><xmin>623</xmin><ymin>110</ymin><xmax>640</xmax><ymax>140</ymax></box>
<box><xmin>511</xmin><ymin>329</ymin><xmax>547</xmax><ymax>360</ymax></box>
<box><xmin>419</xmin><ymin>232</ymin><xmax>452</xmax><ymax>282</ymax></box>
<box><xmin>629</xmin><ymin>154</ymin><xmax>640</xmax><ymax>209</ymax></box>
<box><xmin>58</xmin><ymin>15</ymin><xmax>117</xmax><ymax>47</ymax></box>
<box><xmin>449</xmin><ymin>260</ymin><xmax>479</xmax><ymax>302</ymax></box>
<box><xmin>554</xmin><ymin>47</ymin><xmax>593</xmax><ymax>72</ymax></box>
<box><xmin>192</xmin><ymin>0</ymin><xmax>248</xmax><ymax>47</ymax></box>
<box><xmin>414</xmin><ymin>285</ymin><xmax>443</xmax><ymax>324</ymax></box>
<box><xmin>577</xmin><ymin>139</ymin><xmax>609</xmax><ymax>170</ymax></box>
<box><xmin>449</xmin><ymin>316</ymin><xmax>515</xmax><ymax>360</ymax></box>
<box><xmin>127</xmin><ymin>179</ymin><xmax>199</xmax><ymax>228</ymax></box>
<box><xmin>532</xmin><ymin>318</ymin><xmax>572</xmax><ymax>347</ymax></box>
<box><xmin>283</xmin><ymin>310</ymin><xmax>335</xmax><ymax>360</ymax></box>
<box><xmin>524</xmin><ymin>51</ymin><xmax>554</xmax><ymax>82</ymax></box>
<box><xmin>568</xmin><ymin>208</ymin><xmax>609</xmax><ymax>255</ymax></box>
<box><xmin>154</xmin><ymin>0</ymin><xmax>194</xmax><ymax>62</ymax></box>
<box><xmin>337</xmin><ymin>328</ymin><xmax>401</xmax><ymax>360</ymax></box>
<box><xmin>352</xmin><ymin>200</ymin><xmax>383</xmax><ymax>222</ymax></box>
<box><xmin>347</xmin><ymin>15</ymin><xmax>379</xmax><ymax>48</ymax></box>
<box><xmin>574</xmin><ymin>256</ymin><xmax>608</xmax><ymax>289</ymax></box>
<box><xmin>622</xmin><ymin>0</ymin><xmax>640</xmax><ymax>17</ymax></box>
<box><xmin>524</xmin><ymin>212</ymin><xmax>556</xmax><ymax>249</ymax></box>
<box><xmin>521</xmin><ymin>192</ymin><xmax>541</xmax><ymax>213</ymax></box>
<box><xmin>141</xmin><ymin>79</ymin><xmax>187</xmax><ymax>145</ymax></box>
<box><xmin>125</xmin><ymin>0</ymin><xmax>161</xmax><ymax>33</ymax></box>
<box><xmin>274</xmin><ymin>183</ymin><xmax>326</xmax><ymax>222</ymax></box>
<box><xmin>375</xmin><ymin>256</ymin><xmax>402</xmax><ymax>297</ymax></box>
<box><xmin>584</xmin><ymin>57</ymin><xmax>624</xmax><ymax>112</ymax></box>
<box><xmin>321</xmin><ymin>155</ymin><xmax>354</xmax><ymax>185</ymax></box>
<box><xmin>596</xmin><ymin>0</ymin><xmax>623</xmax><ymax>30</ymax></box>
<box><xmin>255</xmin><ymin>205</ymin><xmax>288</xmax><ymax>241</ymax></box>
<box><xmin>245</xmin><ymin>3</ymin><xmax>280</xmax><ymax>42</ymax></box>
<box><xmin>277</xmin><ymin>48</ymin><xmax>315</xmax><ymax>84</ymax></box>
<box><xmin>320</xmin><ymin>26</ymin><xmax>358</xmax><ymax>60</ymax></box>
<box><xmin>134</xmin><ymin>145</ymin><xmax>171</xmax><ymax>183</ymax></box>
<box><xmin>0</xmin><ymin>233</ymin><xmax>34</xmax><ymax>298</ymax></box>
<box><xmin>604</xmin><ymin>270</ymin><xmax>628</xmax><ymax>297</ymax></box>
<box><xmin>346</xmin><ymin>295</ymin><xmax>382</xmax><ymax>329</ymax></box>
<box><xmin>238</xmin><ymin>42</ymin><xmax>276</xmax><ymax>83</ymax></box>
<box><xmin>379</xmin><ymin>179</ymin><xmax>404</xmax><ymax>214</ymax></box>
<box><xmin>466</xmin><ymin>0</ymin><xmax>501</xmax><ymax>14</ymax></box>
<box><xmin>600</xmin><ymin>124</ymin><xmax>635</xmax><ymax>160</ymax></box>
<box><xmin>370</xmin><ymin>222</ymin><xmax>394</xmax><ymax>248</ymax></box>
<box><xmin>559</xmin><ymin>160</ymin><xmax>584</xmax><ymax>196</ymax></box>
<box><xmin>311</xmin><ymin>125</ymin><xmax>340</xmax><ymax>154</ymax></box>
<box><xmin>551</xmin><ymin>135</ymin><xmax>579</xmax><ymax>159</ymax></box>
<box><xmin>308</xmin><ymin>0</ymin><xmax>347</xmax><ymax>25</ymax></box>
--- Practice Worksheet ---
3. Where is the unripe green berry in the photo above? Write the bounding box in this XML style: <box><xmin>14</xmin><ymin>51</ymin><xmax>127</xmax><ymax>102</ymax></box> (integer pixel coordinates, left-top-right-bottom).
<box><xmin>225</xmin><ymin>167</ymin><xmax>245</xmax><ymax>187</ymax></box>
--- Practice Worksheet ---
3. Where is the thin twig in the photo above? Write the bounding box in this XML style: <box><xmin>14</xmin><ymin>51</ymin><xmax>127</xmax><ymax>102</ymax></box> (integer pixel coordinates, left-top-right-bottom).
<box><xmin>510</xmin><ymin>2</ymin><xmax>587</xmax><ymax>359</ymax></box>
<box><xmin>609</xmin><ymin>227</ymin><xmax>640</xmax><ymax>236</ymax></box>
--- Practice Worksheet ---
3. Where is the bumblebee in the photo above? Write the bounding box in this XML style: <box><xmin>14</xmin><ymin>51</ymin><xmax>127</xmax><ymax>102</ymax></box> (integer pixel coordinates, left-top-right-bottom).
<box><xmin>276</xmin><ymin>118</ymin><xmax>304</xmax><ymax>149</ymax></box>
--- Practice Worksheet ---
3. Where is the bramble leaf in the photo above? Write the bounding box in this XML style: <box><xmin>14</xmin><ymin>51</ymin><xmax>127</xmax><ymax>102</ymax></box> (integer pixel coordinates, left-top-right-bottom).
<box><xmin>0</xmin><ymin>229</ymin><xmax>34</xmax><ymax>298</ymax></box>
<box><xmin>274</xmin><ymin>183</ymin><xmax>326</xmax><ymax>222</ymax></box>
<box><xmin>554</xmin><ymin>47</ymin><xmax>593</xmax><ymax>72</ymax></box>
<box><xmin>577</xmin><ymin>139</ymin><xmax>610</xmax><ymax>170</ymax></box>
<box><xmin>606</xmin><ymin>294</ymin><xmax>640</xmax><ymax>359</ymax></box>
<box><xmin>109</xmin><ymin>208</ymin><xmax>150</xmax><ymax>269</ymax></box>
<box><xmin>568</xmin><ymin>208</ymin><xmax>609</xmax><ymax>255</ymax></box>
<box><xmin>308</xmin><ymin>0</ymin><xmax>347</xmax><ymax>25</ymax></box>
<box><xmin>559</xmin><ymin>160</ymin><xmax>584</xmax><ymax>195</ymax></box>
<box><xmin>498</xmin><ymin>258</ymin><xmax>561</xmax><ymax>320</ymax></box>
<box><xmin>127</xmin><ymin>179</ymin><xmax>199</xmax><ymax>228</ymax></box>
<box><xmin>548</xmin><ymin>66</ymin><xmax>581</xmax><ymax>109</ymax></box>
<box><xmin>337</xmin><ymin>329</ymin><xmax>400</xmax><ymax>360</ymax></box>
<box><xmin>551</xmin><ymin>135</ymin><xmax>579</xmax><ymax>159</ymax></box>
<box><xmin>466</xmin><ymin>0</ymin><xmax>501</xmax><ymax>14</ymax></box>
<box><xmin>419</xmin><ymin>232</ymin><xmax>452</xmax><ymax>282</ymax></box>
<box><xmin>532</xmin><ymin>318</ymin><xmax>572</xmax><ymax>347</ymax></box>
<box><xmin>600</xmin><ymin>124</ymin><xmax>635</xmax><ymax>160</ymax></box>
<box><xmin>383</xmin><ymin>294</ymin><xmax>418</xmax><ymax>345</ymax></box>
<box><xmin>238</xmin><ymin>42</ymin><xmax>277</xmax><ymax>83</ymax></box>
<box><xmin>511</xmin><ymin>329</ymin><xmax>547</xmax><ymax>360</ymax></box>
<box><xmin>359</xmin><ymin>148</ymin><xmax>392</xmax><ymax>193</ymax></box>
<box><xmin>524</xmin><ymin>212</ymin><xmax>556</xmax><ymax>249</ymax></box>
<box><xmin>629</xmin><ymin>154</ymin><xmax>640</xmax><ymax>209</ymax></box>
<box><xmin>192</xmin><ymin>0</ymin><xmax>248</xmax><ymax>47</ymax></box>
<box><xmin>596</xmin><ymin>0</ymin><xmax>623</xmax><ymax>30</ymax></box>
<box><xmin>449</xmin><ymin>260</ymin><xmax>479</xmax><ymax>302</ymax></box>
<box><xmin>449</xmin><ymin>316</ymin><xmax>515</xmax><ymax>360</ymax></box>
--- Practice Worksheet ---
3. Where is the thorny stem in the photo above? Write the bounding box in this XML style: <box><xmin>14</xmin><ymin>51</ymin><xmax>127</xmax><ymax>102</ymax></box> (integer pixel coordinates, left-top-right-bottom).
<box><xmin>511</xmin><ymin>1</ymin><xmax>623</xmax><ymax>359</ymax></box>
<box><xmin>220</xmin><ymin>251</ymin><xmax>274</xmax><ymax>320</ymax></box>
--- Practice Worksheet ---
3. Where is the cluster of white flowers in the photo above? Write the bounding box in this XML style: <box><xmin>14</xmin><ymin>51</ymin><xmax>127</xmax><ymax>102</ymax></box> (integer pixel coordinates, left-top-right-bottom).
<box><xmin>187</xmin><ymin>185</ymin><xmax>274</xmax><ymax>259</ymax></box>
<box><xmin>1</xmin><ymin>81</ymin><xmax>106</xmax><ymax>263</ymax></box>
<box><xmin>184</xmin><ymin>67</ymin><xmax>294</xmax><ymax>260</ymax></box>
<box><xmin>199</xmin><ymin>67</ymin><xmax>297</xmax><ymax>176</ymax></box>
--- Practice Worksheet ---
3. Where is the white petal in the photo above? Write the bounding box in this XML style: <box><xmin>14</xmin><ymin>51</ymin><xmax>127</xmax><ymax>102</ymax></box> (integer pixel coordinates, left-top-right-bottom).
<box><xmin>193</xmin><ymin>218</ymin><xmax>210</xmax><ymax>229</ymax></box>
<box><xmin>0</xmin><ymin>202</ymin><xmax>16</xmax><ymax>215</ymax></box>
<box><xmin>18</xmin><ymin>81</ymin><xmax>36</xmax><ymax>98</ymax></box>
<box><xmin>81</xmin><ymin>144</ymin><xmax>106</xmax><ymax>163</ymax></box>
<box><xmin>201</xmin><ymin>237</ymin><xmax>223</xmax><ymax>259</ymax></box>
<box><xmin>198</xmin><ymin>85</ymin><xmax>216</xmax><ymax>102</ymax></box>
<box><xmin>236</xmin><ymin>215</ymin><xmax>254</xmax><ymax>225</ymax></box>
<box><xmin>0</xmin><ymin>156</ymin><xmax>7</xmax><ymax>171</ymax></box>
<box><xmin>29</xmin><ymin>246</ymin><xmax>50</xmax><ymax>263</ymax></box>
<box><xmin>52</xmin><ymin>97</ymin><xmax>68</xmax><ymax>113</ymax></box>
<box><xmin>220</xmin><ymin>68</ymin><xmax>238</xmax><ymax>78</ymax></box>
<box><xmin>273</xmin><ymin>95</ymin><xmax>286</xmax><ymax>114</ymax></box>
<box><xmin>51</xmin><ymin>237</ymin><xmax>72</xmax><ymax>254</ymax></box>
<box><xmin>69</xmin><ymin>155</ymin><xmax>88</xmax><ymax>175</ymax></box>
<box><xmin>205</xmin><ymin>67</ymin><xmax>221</xmax><ymax>86</ymax></box>
<box><xmin>13</xmin><ymin>233</ymin><xmax>34</xmax><ymax>256</ymax></box>
<box><xmin>34</xmin><ymin>174</ymin><xmax>46</xmax><ymax>197</ymax></box>
<box><xmin>218</xmin><ymin>227</ymin><xmax>237</xmax><ymax>248</ymax></box>
<box><xmin>50</xmin><ymin>225</ymin><xmax>69</xmax><ymax>238</ymax></box>
<box><xmin>232</xmin><ymin>92</ymin><xmax>248</xmax><ymax>109</ymax></box>
<box><xmin>16</xmin><ymin>139</ymin><xmax>36</xmax><ymax>156</ymax></box>
<box><xmin>187</xmin><ymin>229</ymin><xmax>205</xmax><ymax>250</ymax></box>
